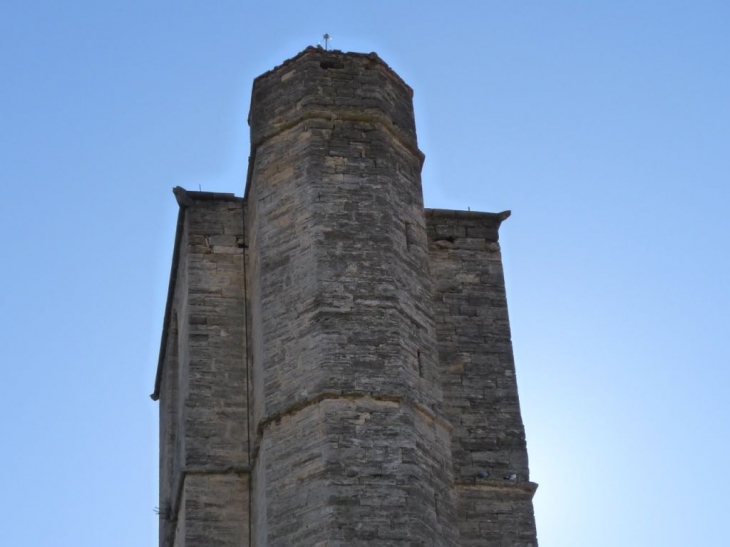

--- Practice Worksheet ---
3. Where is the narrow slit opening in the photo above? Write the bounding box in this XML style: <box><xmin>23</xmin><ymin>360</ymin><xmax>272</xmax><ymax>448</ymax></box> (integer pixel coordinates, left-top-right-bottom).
<box><xmin>320</xmin><ymin>60</ymin><xmax>344</xmax><ymax>70</ymax></box>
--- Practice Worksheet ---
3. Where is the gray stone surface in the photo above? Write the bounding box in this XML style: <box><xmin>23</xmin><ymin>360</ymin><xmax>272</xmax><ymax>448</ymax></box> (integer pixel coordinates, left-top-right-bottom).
<box><xmin>247</xmin><ymin>48</ymin><xmax>456</xmax><ymax>547</ymax></box>
<box><xmin>156</xmin><ymin>193</ymin><xmax>249</xmax><ymax>547</ymax></box>
<box><xmin>427</xmin><ymin>209</ymin><xmax>538</xmax><ymax>546</ymax></box>
<box><xmin>154</xmin><ymin>47</ymin><xmax>537</xmax><ymax>547</ymax></box>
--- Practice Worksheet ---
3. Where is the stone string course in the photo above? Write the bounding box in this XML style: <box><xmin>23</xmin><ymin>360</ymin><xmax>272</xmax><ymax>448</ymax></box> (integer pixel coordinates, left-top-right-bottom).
<box><xmin>154</xmin><ymin>47</ymin><xmax>538</xmax><ymax>547</ymax></box>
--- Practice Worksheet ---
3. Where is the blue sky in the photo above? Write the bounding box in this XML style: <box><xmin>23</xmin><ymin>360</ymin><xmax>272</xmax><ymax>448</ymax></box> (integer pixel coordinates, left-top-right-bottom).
<box><xmin>1</xmin><ymin>1</ymin><xmax>728</xmax><ymax>545</ymax></box>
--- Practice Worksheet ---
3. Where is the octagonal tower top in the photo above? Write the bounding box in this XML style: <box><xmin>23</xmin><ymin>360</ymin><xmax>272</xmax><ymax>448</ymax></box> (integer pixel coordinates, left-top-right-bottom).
<box><xmin>247</xmin><ymin>47</ymin><xmax>418</xmax><ymax>160</ymax></box>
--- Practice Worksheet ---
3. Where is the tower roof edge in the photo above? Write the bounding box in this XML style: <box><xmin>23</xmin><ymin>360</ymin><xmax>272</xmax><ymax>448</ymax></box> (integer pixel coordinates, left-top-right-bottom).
<box><xmin>252</xmin><ymin>47</ymin><xmax>413</xmax><ymax>97</ymax></box>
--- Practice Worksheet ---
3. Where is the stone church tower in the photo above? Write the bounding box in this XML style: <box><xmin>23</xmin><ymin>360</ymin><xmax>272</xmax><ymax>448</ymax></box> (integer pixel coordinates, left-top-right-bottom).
<box><xmin>152</xmin><ymin>47</ymin><xmax>538</xmax><ymax>547</ymax></box>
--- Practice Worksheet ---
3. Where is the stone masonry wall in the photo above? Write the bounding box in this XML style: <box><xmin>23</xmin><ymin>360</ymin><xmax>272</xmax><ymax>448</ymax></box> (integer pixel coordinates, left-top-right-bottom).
<box><xmin>155</xmin><ymin>47</ymin><xmax>539</xmax><ymax>547</ymax></box>
<box><xmin>427</xmin><ymin>209</ymin><xmax>538</xmax><ymax>547</ymax></box>
<box><xmin>157</xmin><ymin>193</ymin><xmax>249</xmax><ymax>547</ymax></box>
<box><xmin>246</xmin><ymin>48</ymin><xmax>458</xmax><ymax>546</ymax></box>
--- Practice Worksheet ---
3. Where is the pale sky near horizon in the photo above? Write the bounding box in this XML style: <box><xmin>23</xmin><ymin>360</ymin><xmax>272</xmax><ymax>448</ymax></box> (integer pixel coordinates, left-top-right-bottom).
<box><xmin>1</xmin><ymin>2</ymin><xmax>728</xmax><ymax>546</ymax></box>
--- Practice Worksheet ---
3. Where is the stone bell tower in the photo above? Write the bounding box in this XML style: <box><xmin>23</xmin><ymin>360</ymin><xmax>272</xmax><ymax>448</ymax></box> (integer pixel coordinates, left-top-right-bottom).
<box><xmin>153</xmin><ymin>47</ymin><xmax>538</xmax><ymax>547</ymax></box>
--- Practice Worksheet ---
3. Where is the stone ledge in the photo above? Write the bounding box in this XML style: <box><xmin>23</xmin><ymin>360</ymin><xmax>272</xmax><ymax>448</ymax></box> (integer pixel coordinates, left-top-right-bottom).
<box><xmin>173</xmin><ymin>186</ymin><xmax>241</xmax><ymax>208</ymax></box>
<box><xmin>426</xmin><ymin>209</ymin><xmax>510</xmax><ymax>244</ymax></box>
<box><xmin>426</xmin><ymin>208</ymin><xmax>510</xmax><ymax>224</ymax></box>
<box><xmin>251</xmin><ymin>391</ymin><xmax>454</xmax><ymax>464</ymax></box>
<box><xmin>456</xmin><ymin>479</ymin><xmax>538</xmax><ymax>499</ymax></box>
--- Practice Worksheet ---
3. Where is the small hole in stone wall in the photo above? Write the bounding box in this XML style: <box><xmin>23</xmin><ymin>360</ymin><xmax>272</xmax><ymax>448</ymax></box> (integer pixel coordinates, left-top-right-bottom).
<box><xmin>417</xmin><ymin>349</ymin><xmax>424</xmax><ymax>378</ymax></box>
<box><xmin>320</xmin><ymin>60</ymin><xmax>344</xmax><ymax>70</ymax></box>
<box><xmin>435</xmin><ymin>236</ymin><xmax>455</xmax><ymax>243</ymax></box>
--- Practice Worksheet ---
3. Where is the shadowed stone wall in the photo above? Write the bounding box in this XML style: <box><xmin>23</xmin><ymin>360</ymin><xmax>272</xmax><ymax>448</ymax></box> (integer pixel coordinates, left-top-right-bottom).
<box><xmin>155</xmin><ymin>194</ymin><xmax>249</xmax><ymax>547</ymax></box>
<box><xmin>427</xmin><ymin>209</ymin><xmax>538</xmax><ymax>547</ymax></box>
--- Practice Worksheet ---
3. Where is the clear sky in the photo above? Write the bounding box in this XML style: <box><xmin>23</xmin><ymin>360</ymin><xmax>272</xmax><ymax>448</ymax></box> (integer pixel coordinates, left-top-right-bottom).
<box><xmin>1</xmin><ymin>1</ymin><xmax>728</xmax><ymax>545</ymax></box>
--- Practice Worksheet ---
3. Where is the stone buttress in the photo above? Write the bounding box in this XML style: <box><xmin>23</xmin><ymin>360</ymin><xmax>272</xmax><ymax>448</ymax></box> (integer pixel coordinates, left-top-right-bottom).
<box><xmin>153</xmin><ymin>192</ymin><xmax>250</xmax><ymax>547</ymax></box>
<box><xmin>427</xmin><ymin>210</ymin><xmax>538</xmax><ymax>546</ymax></box>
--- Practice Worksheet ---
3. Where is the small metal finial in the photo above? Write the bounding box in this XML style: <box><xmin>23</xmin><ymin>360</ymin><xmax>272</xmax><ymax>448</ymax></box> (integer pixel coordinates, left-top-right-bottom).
<box><xmin>323</xmin><ymin>33</ymin><xmax>331</xmax><ymax>51</ymax></box>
